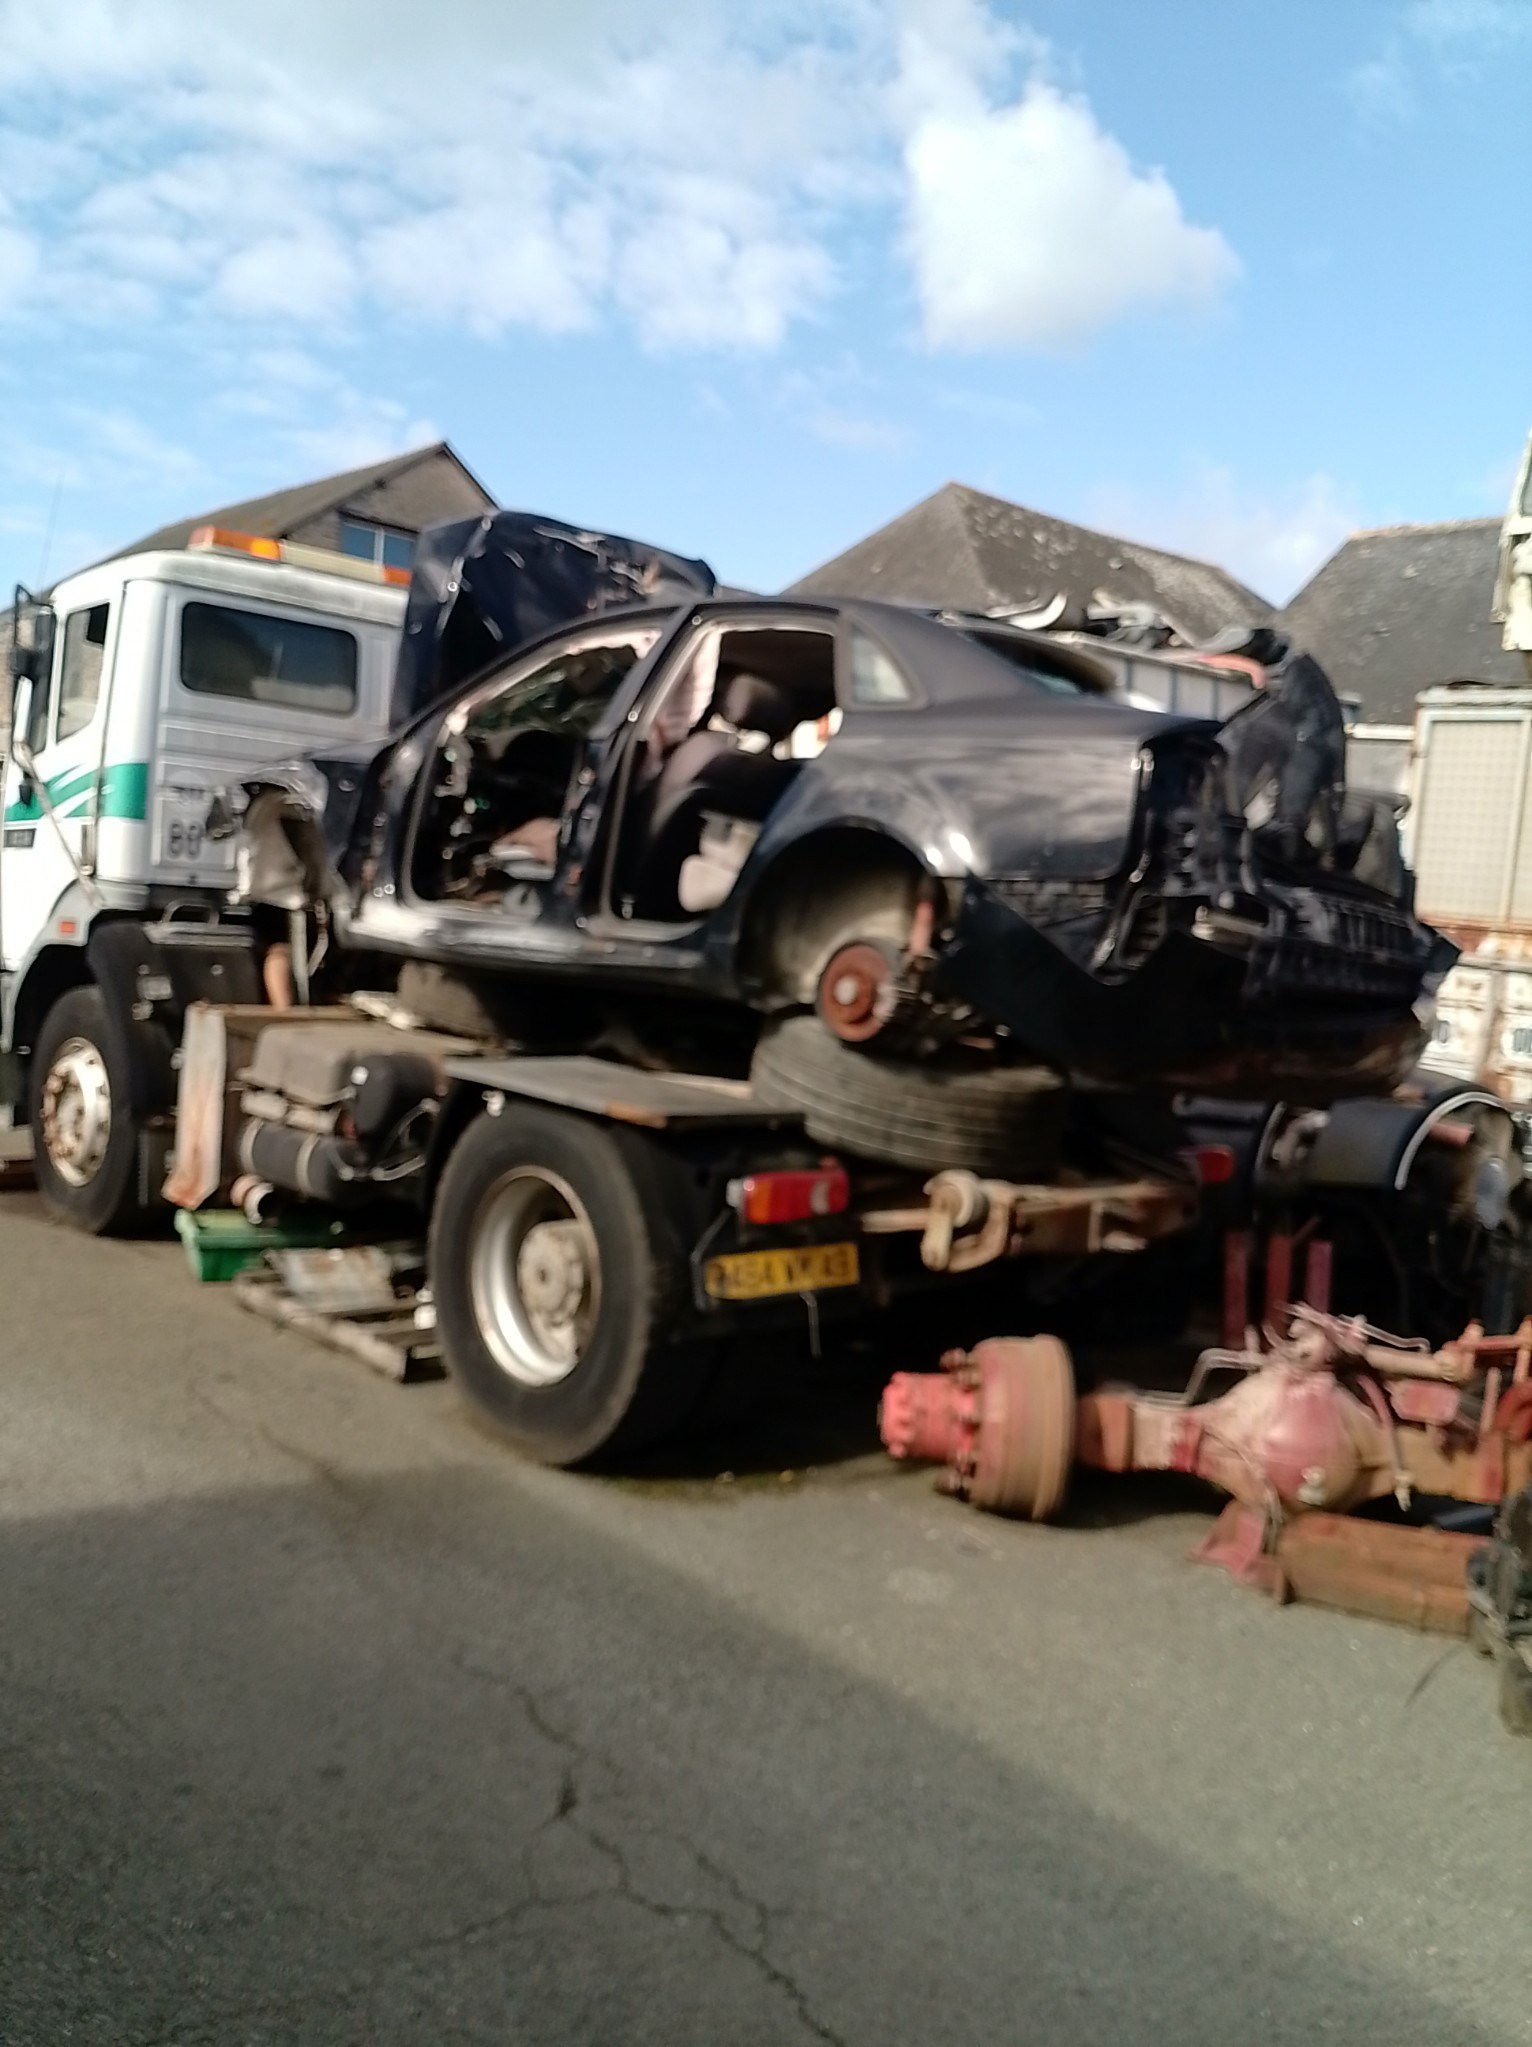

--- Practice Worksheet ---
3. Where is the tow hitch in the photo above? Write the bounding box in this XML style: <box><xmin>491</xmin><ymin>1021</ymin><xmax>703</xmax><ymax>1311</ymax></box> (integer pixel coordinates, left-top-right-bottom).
<box><xmin>861</xmin><ymin>1166</ymin><xmax>1196</xmax><ymax>1273</ymax></box>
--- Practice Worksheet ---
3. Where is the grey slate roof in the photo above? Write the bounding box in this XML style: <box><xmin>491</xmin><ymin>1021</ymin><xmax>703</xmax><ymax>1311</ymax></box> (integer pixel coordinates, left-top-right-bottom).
<box><xmin>787</xmin><ymin>482</ymin><xmax>1273</xmax><ymax>641</ymax></box>
<box><xmin>1281</xmin><ymin>519</ymin><xmax>1522</xmax><ymax>725</ymax></box>
<box><xmin>107</xmin><ymin>442</ymin><xmax>492</xmax><ymax>560</ymax></box>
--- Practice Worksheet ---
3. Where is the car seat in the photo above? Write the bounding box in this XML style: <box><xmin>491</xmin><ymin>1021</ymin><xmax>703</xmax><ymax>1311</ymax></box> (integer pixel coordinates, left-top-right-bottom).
<box><xmin>629</xmin><ymin>670</ymin><xmax>819</xmax><ymax>919</ymax></box>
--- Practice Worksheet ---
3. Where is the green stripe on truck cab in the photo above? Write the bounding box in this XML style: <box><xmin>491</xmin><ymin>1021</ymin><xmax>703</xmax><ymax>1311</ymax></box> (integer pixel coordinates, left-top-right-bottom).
<box><xmin>3</xmin><ymin>761</ymin><xmax>149</xmax><ymax>825</ymax></box>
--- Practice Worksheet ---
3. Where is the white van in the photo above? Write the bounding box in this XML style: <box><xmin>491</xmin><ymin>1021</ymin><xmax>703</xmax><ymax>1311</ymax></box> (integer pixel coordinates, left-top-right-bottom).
<box><xmin>1</xmin><ymin>527</ymin><xmax>405</xmax><ymax>1228</ymax></box>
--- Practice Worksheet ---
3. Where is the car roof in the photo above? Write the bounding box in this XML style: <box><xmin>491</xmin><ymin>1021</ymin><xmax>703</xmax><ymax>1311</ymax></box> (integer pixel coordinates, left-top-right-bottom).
<box><xmin>447</xmin><ymin>592</ymin><xmax>1125</xmax><ymax>722</ymax></box>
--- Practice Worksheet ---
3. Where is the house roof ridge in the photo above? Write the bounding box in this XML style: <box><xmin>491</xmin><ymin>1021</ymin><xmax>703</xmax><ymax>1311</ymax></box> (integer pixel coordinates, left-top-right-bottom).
<box><xmin>1343</xmin><ymin>515</ymin><xmax>1504</xmax><ymax>541</ymax></box>
<box><xmin>92</xmin><ymin>439</ymin><xmax>489</xmax><ymax>575</ymax></box>
<box><xmin>945</xmin><ymin>480</ymin><xmax>1270</xmax><ymax>605</ymax></box>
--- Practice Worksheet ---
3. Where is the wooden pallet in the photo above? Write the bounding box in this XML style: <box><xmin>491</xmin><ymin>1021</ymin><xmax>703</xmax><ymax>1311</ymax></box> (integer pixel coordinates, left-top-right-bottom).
<box><xmin>231</xmin><ymin>1245</ymin><xmax>443</xmax><ymax>1383</ymax></box>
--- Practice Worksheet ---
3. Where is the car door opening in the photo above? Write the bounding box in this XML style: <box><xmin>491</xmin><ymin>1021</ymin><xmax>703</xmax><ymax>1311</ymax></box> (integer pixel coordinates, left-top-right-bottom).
<box><xmin>615</xmin><ymin>624</ymin><xmax>839</xmax><ymax>922</ymax></box>
<box><xmin>410</xmin><ymin>633</ymin><xmax>657</xmax><ymax>907</ymax></box>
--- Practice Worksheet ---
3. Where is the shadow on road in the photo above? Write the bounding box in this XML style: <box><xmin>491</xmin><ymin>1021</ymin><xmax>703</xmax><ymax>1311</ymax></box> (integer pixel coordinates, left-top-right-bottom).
<box><xmin>0</xmin><ymin>1461</ymin><xmax>1504</xmax><ymax>2045</ymax></box>
<box><xmin>614</xmin><ymin>1301</ymin><xmax>1217</xmax><ymax>1538</ymax></box>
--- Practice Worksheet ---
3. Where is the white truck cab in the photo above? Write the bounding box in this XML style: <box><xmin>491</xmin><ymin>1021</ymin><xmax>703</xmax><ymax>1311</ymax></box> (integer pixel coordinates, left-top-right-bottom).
<box><xmin>1495</xmin><ymin>428</ymin><xmax>1532</xmax><ymax>676</ymax></box>
<box><xmin>2</xmin><ymin>527</ymin><xmax>405</xmax><ymax>1228</ymax></box>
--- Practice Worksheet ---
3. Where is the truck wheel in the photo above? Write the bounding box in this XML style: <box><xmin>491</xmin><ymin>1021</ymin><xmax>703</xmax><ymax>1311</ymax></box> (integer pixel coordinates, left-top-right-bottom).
<box><xmin>430</xmin><ymin>1102</ymin><xmax>710</xmax><ymax>1467</ymax></box>
<box><xmin>28</xmin><ymin>985</ymin><xmax>145</xmax><ymax>1235</ymax></box>
<box><xmin>751</xmin><ymin>1015</ymin><xmax>1065</xmax><ymax>1177</ymax></box>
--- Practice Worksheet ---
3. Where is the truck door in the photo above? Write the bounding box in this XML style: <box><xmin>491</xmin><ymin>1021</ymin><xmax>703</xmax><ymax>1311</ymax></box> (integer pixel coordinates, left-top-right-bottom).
<box><xmin>1</xmin><ymin>599</ymin><xmax>115</xmax><ymax>972</ymax></box>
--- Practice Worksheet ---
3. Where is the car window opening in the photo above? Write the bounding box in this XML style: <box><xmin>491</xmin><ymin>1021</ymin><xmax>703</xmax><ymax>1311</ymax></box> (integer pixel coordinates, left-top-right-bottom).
<box><xmin>411</xmin><ymin>633</ymin><xmax>658</xmax><ymax>906</ymax></box>
<box><xmin>956</xmin><ymin>625</ymin><xmax>1103</xmax><ymax>697</ymax></box>
<box><xmin>614</xmin><ymin>624</ymin><xmax>839</xmax><ymax>923</ymax></box>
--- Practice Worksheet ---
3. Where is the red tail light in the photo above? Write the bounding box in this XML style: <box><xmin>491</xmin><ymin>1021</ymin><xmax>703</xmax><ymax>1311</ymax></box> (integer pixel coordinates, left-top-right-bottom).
<box><xmin>1181</xmin><ymin>1143</ymin><xmax>1237</xmax><ymax>1187</ymax></box>
<box><xmin>730</xmin><ymin>1163</ymin><xmax>851</xmax><ymax>1225</ymax></box>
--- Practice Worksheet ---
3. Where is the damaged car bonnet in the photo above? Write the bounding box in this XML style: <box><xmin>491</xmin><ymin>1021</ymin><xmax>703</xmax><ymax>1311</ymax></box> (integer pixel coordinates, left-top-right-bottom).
<box><xmin>391</xmin><ymin>508</ymin><xmax>716</xmax><ymax>727</ymax></box>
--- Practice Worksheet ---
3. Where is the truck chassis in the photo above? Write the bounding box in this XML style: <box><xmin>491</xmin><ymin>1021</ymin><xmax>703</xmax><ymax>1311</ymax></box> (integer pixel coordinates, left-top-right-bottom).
<box><xmin>167</xmin><ymin>1000</ymin><xmax>1199</xmax><ymax>1466</ymax></box>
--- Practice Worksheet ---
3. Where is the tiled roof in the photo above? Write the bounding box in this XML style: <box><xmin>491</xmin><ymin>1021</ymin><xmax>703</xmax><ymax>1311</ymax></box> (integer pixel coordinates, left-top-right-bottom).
<box><xmin>107</xmin><ymin>442</ymin><xmax>490</xmax><ymax>559</ymax></box>
<box><xmin>1282</xmin><ymin>519</ymin><xmax>1522</xmax><ymax>723</ymax></box>
<box><xmin>788</xmin><ymin>481</ymin><xmax>1272</xmax><ymax>641</ymax></box>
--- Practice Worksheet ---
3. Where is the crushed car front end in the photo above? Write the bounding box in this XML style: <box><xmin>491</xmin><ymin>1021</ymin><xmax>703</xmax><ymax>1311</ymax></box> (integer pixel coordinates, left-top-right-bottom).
<box><xmin>931</xmin><ymin>724</ymin><xmax>1450</xmax><ymax>1098</ymax></box>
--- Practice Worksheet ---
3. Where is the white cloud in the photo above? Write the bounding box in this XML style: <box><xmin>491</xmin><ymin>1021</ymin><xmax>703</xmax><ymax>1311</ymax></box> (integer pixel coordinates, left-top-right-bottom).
<box><xmin>809</xmin><ymin>407</ymin><xmax>908</xmax><ymax>453</ymax></box>
<box><xmin>0</xmin><ymin>0</ymin><xmax>856</xmax><ymax>359</ymax></box>
<box><xmin>1406</xmin><ymin>0</ymin><xmax>1532</xmax><ymax>46</ymax></box>
<box><xmin>0</xmin><ymin>0</ymin><xmax>1238</xmax><ymax>362</ymax></box>
<box><xmin>1089</xmin><ymin>466</ymin><xmax>1360</xmax><ymax>605</ymax></box>
<box><xmin>206</xmin><ymin>352</ymin><xmax>438</xmax><ymax>478</ymax></box>
<box><xmin>614</xmin><ymin>181</ymin><xmax>835</xmax><ymax>353</ymax></box>
<box><xmin>68</xmin><ymin>408</ymin><xmax>205</xmax><ymax>490</ymax></box>
<box><xmin>0</xmin><ymin>411</ymin><xmax>199</xmax><ymax>583</ymax></box>
<box><xmin>1347</xmin><ymin>0</ymin><xmax>1530</xmax><ymax>123</ymax></box>
<box><xmin>935</xmin><ymin>387</ymin><xmax>1041</xmax><ymax>428</ymax></box>
<box><xmin>0</xmin><ymin>219</ymin><xmax>39</xmax><ymax>301</ymax></box>
<box><xmin>216</xmin><ymin>230</ymin><xmax>359</xmax><ymax>324</ymax></box>
<box><xmin>900</xmin><ymin>64</ymin><xmax>1238</xmax><ymax>351</ymax></box>
<box><xmin>1346</xmin><ymin>48</ymin><xmax>1416</xmax><ymax>125</ymax></box>
<box><xmin>357</xmin><ymin>144</ymin><xmax>612</xmax><ymax>339</ymax></box>
<box><xmin>243</xmin><ymin>347</ymin><xmax>341</xmax><ymax>395</ymax></box>
<box><xmin>279</xmin><ymin>405</ymin><xmax>441</xmax><ymax>481</ymax></box>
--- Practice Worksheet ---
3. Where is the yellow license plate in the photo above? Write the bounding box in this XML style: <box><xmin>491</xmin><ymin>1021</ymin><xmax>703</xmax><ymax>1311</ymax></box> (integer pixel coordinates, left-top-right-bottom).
<box><xmin>704</xmin><ymin>1241</ymin><xmax>861</xmax><ymax>1302</ymax></box>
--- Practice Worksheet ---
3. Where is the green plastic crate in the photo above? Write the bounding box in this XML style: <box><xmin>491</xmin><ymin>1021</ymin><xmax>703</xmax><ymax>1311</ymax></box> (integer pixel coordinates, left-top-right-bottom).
<box><xmin>174</xmin><ymin>1207</ymin><xmax>357</xmax><ymax>1283</ymax></box>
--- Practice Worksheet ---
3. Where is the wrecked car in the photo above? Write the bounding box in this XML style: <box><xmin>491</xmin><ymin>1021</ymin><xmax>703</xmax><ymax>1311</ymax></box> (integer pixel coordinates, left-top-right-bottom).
<box><xmin>237</xmin><ymin>509</ymin><xmax>1451</xmax><ymax>1174</ymax></box>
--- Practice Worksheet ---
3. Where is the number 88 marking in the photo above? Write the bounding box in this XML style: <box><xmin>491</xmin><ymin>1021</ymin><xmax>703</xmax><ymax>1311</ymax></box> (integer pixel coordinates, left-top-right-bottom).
<box><xmin>166</xmin><ymin>819</ymin><xmax>204</xmax><ymax>859</ymax></box>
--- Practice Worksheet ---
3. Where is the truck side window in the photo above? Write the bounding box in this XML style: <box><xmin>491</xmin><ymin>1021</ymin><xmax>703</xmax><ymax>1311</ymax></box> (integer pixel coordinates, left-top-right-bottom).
<box><xmin>179</xmin><ymin>602</ymin><xmax>358</xmax><ymax>715</ymax></box>
<box><xmin>56</xmin><ymin>603</ymin><xmax>111</xmax><ymax>742</ymax></box>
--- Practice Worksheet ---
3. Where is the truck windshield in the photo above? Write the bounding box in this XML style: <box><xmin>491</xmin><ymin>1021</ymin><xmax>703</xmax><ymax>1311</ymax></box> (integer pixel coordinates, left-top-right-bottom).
<box><xmin>179</xmin><ymin>602</ymin><xmax>358</xmax><ymax>715</ymax></box>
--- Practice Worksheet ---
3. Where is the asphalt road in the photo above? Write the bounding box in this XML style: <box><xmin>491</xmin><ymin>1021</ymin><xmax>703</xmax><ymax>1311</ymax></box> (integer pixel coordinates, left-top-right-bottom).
<box><xmin>2</xmin><ymin>1186</ymin><xmax>1529</xmax><ymax>2046</ymax></box>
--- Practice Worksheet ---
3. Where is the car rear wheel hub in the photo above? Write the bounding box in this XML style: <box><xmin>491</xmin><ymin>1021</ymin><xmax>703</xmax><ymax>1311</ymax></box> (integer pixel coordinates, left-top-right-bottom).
<box><xmin>469</xmin><ymin>1167</ymin><xmax>601</xmax><ymax>1388</ymax></box>
<box><xmin>817</xmin><ymin>941</ymin><xmax>900</xmax><ymax>1043</ymax></box>
<box><xmin>41</xmin><ymin>1036</ymin><xmax>112</xmax><ymax>1188</ymax></box>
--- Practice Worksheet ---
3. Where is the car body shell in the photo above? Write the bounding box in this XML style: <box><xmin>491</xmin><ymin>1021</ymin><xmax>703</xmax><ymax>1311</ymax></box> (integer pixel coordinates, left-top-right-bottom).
<box><xmin>250</xmin><ymin>589</ymin><xmax>1452</xmax><ymax>1102</ymax></box>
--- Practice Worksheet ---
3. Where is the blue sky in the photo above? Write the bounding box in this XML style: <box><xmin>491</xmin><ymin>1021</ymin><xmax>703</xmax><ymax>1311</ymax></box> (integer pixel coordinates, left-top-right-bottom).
<box><xmin>0</xmin><ymin>0</ymin><xmax>1527</xmax><ymax>609</ymax></box>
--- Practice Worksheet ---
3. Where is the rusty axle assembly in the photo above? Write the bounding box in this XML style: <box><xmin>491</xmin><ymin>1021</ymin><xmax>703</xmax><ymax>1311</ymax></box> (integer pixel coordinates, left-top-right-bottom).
<box><xmin>879</xmin><ymin>1310</ymin><xmax>1532</xmax><ymax>1629</ymax></box>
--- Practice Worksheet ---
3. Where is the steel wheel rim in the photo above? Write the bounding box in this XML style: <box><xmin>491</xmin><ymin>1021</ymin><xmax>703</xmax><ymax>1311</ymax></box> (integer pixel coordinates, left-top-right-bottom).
<box><xmin>468</xmin><ymin>1166</ymin><xmax>601</xmax><ymax>1388</ymax></box>
<box><xmin>40</xmin><ymin>1034</ymin><xmax>113</xmax><ymax>1188</ymax></box>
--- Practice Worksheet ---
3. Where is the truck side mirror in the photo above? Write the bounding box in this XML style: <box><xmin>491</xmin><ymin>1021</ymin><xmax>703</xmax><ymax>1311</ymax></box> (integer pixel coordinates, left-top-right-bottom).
<box><xmin>9</xmin><ymin>587</ymin><xmax>55</xmax><ymax>785</ymax></box>
<box><xmin>10</xmin><ymin>585</ymin><xmax>56</xmax><ymax>686</ymax></box>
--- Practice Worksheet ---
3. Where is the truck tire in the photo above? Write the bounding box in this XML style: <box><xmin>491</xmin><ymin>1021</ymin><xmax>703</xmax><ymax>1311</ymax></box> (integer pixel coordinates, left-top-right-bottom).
<box><xmin>751</xmin><ymin>1015</ymin><xmax>1065</xmax><ymax>1177</ymax></box>
<box><xmin>430</xmin><ymin>1101</ymin><xmax>711</xmax><ymax>1467</ymax></box>
<box><xmin>28</xmin><ymin>985</ymin><xmax>146</xmax><ymax>1235</ymax></box>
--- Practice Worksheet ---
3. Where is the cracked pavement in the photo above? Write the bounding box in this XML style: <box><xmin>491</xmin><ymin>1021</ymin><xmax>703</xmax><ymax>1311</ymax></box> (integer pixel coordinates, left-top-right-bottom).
<box><xmin>3</xmin><ymin>1187</ymin><xmax>1531</xmax><ymax>2046</ymax></box>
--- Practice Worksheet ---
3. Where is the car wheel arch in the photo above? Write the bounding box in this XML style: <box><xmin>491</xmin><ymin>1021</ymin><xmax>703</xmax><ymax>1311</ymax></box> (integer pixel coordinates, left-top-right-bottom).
<box><xmin>731</xmin><ymin>823</ymin><xmax>944</xmax><ymax>1007</ymax></box>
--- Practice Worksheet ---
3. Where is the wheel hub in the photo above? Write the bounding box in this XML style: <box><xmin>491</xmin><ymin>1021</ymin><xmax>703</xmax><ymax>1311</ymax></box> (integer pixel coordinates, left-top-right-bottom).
<box><xmin>516</xmin><ymin>1220</ymin><xmax>589</xmax><ymax>1338</ymax></box>
<box><xmin>817</xmin><ymin>941</ymin><xmax>900</xmax><ymax>1043</ymax></box>
<box><xmin>40</xmin><ymin>1035</ymin><xmax>112</xmax><ymax>1188</ymax></box>
<box><xmin>468</xmin><ymin>1168</ymin><xmax>601</xmax><ymax>1388</ymax></box>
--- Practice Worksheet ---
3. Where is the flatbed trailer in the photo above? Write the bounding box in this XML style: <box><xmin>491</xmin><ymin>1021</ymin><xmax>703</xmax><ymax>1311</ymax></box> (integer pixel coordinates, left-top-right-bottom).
<box><xmin>167</xmin><ymin>1001</ymin><xmax>1201</xmax><ymax>1466</ymax></box>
